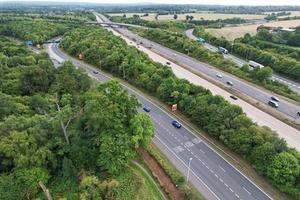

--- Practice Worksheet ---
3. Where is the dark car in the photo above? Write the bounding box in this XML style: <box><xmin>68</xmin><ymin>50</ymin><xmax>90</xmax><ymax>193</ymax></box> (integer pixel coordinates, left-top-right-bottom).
<box><xmin>93</xmin><ymin>70</ymin><xmax>99</xmax><ymax>74</ymax></box>
<box><xmin>268</xmin><ymin>100</ymin><xmax>279</xmax><ymax>108</ymax></box>
<box><xmin>172</xmin><ymin>120</ymin><xmax>182</xmax><ymax>129</ymax></box>
<box><xmin>226</xmin><ymin>81</ymin><xmax>233</xmax><ymax>86</ymax></box>
<box><xmin>271</xmin><ymin>96</ymin><xmax>279</xmax><ymax>102</ymax></box>
<box><xmin>166</xmin><ymin>62</ymin><xmax>171</xmax><ymax>65</ymax></box>
<box><xmin>143</xmin><ymin>106</ymin><xmax>151</xmax><ymax>112</ymax></box>
<box><xmin>230</xmin><ymin>95</ymin><xmax>238</xmax><ymax>100</ymax></box>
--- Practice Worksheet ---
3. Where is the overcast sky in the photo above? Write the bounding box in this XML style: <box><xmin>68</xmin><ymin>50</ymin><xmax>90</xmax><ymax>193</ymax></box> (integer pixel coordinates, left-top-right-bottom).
<box><xmin>1</xmin><ymin>0</ymin><xmax>300</xmax><ymax>6</ymax></box>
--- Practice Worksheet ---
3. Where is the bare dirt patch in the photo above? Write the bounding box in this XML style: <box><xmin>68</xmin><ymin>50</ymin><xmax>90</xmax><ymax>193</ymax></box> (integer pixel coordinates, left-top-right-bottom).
<box><xmin>137</xmin><ymin>147</ymin><xmax>185</xmax><ymax>200</ymax></box>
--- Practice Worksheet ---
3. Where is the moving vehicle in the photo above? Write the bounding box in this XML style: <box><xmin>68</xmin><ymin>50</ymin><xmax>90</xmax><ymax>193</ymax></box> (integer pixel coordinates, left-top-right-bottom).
<box><xmin>218</xmin><ymin>46</ymin><xmax>228</xmax><ymax>54</ymax></box>
<box><xmin>197</xmin><ymin>37</ymin><xmax>206</xmax><ymax>44</ymax></box>
<box><xmin>216</xmin><ymin>74</ymin><xmax>223</xmax><ymax>78</ymax></box>
<box><xmin>249</xmin><ymin>60</ymin><xmax>264</xmax><ymax>69</ymax></box>
<box><xmin>230</xmin><ymin>95</ymin><xmax>238</xmax><ymax>100</ymax></box>
<box><xmin>93</xmin><ymin>70</ymin><xmax>99</xmax><ymax>74</ymax></box>
<box><xmin>271</xmin><ymin>96</ymin><xmax>279</xmax><ymax>102</ymax></box>
<box><xmin>143</xmin><ymin>106</ymin><xmax>151</xmax><ymax>112</ymax></box>
<box><xmin>226</xmin><ymin>81</ymin><xmax>233</xmax><ymax>86</ymax></box>
<box><xmin>166</xmin><ymin>62</ymin><xmax>171</xmax><ymax>65</ymax></box>
<box><xmin>268</xmin><ymin>100</ymin><xmax>279</xmax><ymax>108</ymax></box>
<box><xmin>171</xmin><ymin>120</ymin><xmax>182</xmax><ymax>128</ymax></box>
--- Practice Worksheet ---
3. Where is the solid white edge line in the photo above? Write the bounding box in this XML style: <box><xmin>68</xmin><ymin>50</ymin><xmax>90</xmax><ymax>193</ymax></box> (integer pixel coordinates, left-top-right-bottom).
<box><xmin>154</xmin><ymin>135</ymin><xmax>221</xmax><ymax>200</ymax></box>
<box><xmin>52</xmin><ymin>25</ymin><xmax>273</xmax><ymax>200</ymax></box>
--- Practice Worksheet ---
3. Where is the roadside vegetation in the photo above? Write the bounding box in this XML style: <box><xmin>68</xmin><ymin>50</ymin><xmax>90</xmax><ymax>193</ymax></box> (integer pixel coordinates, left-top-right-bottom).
<box><xmin>0</xmin><ymin>37</ymin><xmax>156</xmax><ymax>199</ymax></box>
<box><xmin>194</xmin><ymin>27</ymin><xmax>300</xmax><ymax>82</ymax></box>
<box><xmin>132</xmin><ymin>27</ymin><xmax>300</xmax><ymax>103</ymax></box>
<box><xmin>0</xmin><ymin>14</ymin><xmax>87</xmax><ymax>45</ymax></box>
<box><xmin>61</xmin><ymin>26</ymin><xmax>300</xmax><ymax>199</ymax></box>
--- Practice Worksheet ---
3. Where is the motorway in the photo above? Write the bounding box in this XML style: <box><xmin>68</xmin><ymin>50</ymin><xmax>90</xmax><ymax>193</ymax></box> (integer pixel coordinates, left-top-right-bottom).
<box><xmin>45</xmin><ymin>40</ymin><xmax>273</xmax><ymax>200</ymax></box>
<box><xmin>94</xmin><ymin>13</ymin><xmax>300</xmax><ymax>151</ymax></box>
<box><xmin>185</xmin><ymin>28</ymin><xmax>300</xmax><ymax>94</ymax></box>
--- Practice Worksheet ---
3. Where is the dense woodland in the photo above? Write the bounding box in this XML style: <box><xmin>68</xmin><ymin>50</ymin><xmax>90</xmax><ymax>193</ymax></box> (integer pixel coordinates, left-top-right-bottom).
<box><xmin>133</xmin><ymin>27</ymin><xmax>300</xmax><ymax>102</ymax></box>
<box><xmin>61</xmin><ymin>26</ymin><xmax>300</xmax><ymax>199</ymax></box>
<box><xmin>0</xmin><ymin>19</ymin><xmax>70</xmax><ymax>45</ymax></box>
<box><xmin>0</xmin><ymin>37</ymin><xmax>156</xmax><ymax>199</ymax></box>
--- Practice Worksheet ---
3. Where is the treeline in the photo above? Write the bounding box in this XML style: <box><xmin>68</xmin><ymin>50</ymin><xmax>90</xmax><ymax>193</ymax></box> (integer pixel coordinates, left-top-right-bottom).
<box><xmin>194</xmin><ymin>27</ymin><xmax>300</xmax><ymax>82</ymax></box>
<box><xmin>61</xmin><ymin>27</ymin><xmax>300</xmax><ymax>199</ymax></box>
<box><xmin>135</xmin><ymin>27</ymin><xmax>300</xmax><ymax>102</ymax></box>
<box><xmin>238</xmin><ymin>32</ymin><xmax>300</xmax><ymax>61</ymax></box>
<box><xmin>0</xmin><ymin>18</ymin><xmax>78</xmax><ymax>45</ymax></box>
<box><xmin>254</xmin><ymin>27</ymin><xmax>300</xmax><ymax>47</ymax></box>
<box><xmin>109</xmin><ymin>16</ymin><xmax>194</xmax><ymax>32</ymax></box>
<box><xmin>189</xmin><ymin>17</ymin><xmax>246</xmax><ymax>28</ymax></box>
<box><xmin>0</xmin><ymin>37</ymin><xmax>155</xmax><ymax>199</ymax></box>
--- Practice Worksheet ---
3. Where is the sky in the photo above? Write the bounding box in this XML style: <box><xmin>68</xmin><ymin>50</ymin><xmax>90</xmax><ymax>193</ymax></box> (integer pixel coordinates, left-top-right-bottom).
<box><xmin>1</xmin><ymin>0</ymin><xmax>300</xmax><ymax>6</ymax></box>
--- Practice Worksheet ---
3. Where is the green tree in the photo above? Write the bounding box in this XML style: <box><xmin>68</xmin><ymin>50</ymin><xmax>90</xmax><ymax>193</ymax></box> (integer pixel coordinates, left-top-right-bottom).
<box><xmin>250</xmin><ymin>66</ymin><xmax>273</xmax><ymax>82</ymax></box>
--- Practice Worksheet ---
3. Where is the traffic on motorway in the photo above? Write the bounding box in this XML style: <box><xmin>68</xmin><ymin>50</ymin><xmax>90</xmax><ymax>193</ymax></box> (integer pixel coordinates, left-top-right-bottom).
<box><xmin>185</xmin><ymin>28</ymin><xmax>300</xmax><ymax>94</ymax></box>
<box><xmin>121</xmin><ymin>27</ymin><xmax>300</xmax><ymax>120</ymax></box>
<box><xmin>45</xmin><ymin>40</ymin><xmax>273</xmax><ymax>200</ymax></box>
<box><xmin>94</xmin><ymin>13</ymin><xmax>300</xmax><ymax>151</ymax></box>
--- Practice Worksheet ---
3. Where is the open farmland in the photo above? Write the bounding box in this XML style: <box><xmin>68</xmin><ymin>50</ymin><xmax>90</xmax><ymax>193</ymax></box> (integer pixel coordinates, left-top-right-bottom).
<box><xmin>108</xmin><ymin>12</ymin><xmax>266</xmax><ymax>21</ymax></box>
<box><xmin>207</xmin><ymin>19</ymin><xmax>300</xmax><ymax>40</ymax></box>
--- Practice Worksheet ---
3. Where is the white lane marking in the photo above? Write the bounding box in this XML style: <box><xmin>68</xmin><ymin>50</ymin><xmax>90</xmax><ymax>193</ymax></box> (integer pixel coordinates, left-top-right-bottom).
<box><xmin>200</xmin><ymin>149</ymin><xmax>205</xmax><ymax>154</ymax></box>
<box><xmin>229</xmin><ymin>188</ymin><xmax>234</xmax><ymax>193</ymax></box>
<box><xmin>154</xmin><ymin>135</ymin><xmax>221</xmax><ymax>200</ymax></box>
<box><xmin>192</xmin><ymin>138</ymin><xmax>202</xmax><ymax>144</ymax></box>
<box><xmin>219</xmin><ymin>165</ymin><xmax>226</xmax><ymax>172</ymax></box>
<box><xmin>173</xmin><ymin>146</ymin><xmax>184</xmax><ymax>154</ymax></box>
<box><xmin>58</xmin><ymin>24</ymin><xmax>272</xmax><ymax>199</ymax></box>
<box><xmin>243</xmin><ymin>187</ymin><xmax>251</xmax><ymax>195</ymax></box>
<box><xmin>185</xmin><ymin>141</ymin><xmax>194</xmax><ymax>148</ymax></box>
<box><xmin>235</xmin><ymin>193</ymin><xmax>240</xmax><ymax>198</ymax></box>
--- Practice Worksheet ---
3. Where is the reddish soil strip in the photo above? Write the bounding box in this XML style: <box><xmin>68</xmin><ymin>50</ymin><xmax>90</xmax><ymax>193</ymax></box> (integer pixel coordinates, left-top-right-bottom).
<box><xmin>137</xmin><ymin>147</ymin><xmax>184</xmax><ymax>200</ymax></box>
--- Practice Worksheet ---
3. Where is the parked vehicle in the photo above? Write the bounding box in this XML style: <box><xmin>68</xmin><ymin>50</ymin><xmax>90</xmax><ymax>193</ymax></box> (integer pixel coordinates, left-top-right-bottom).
<box><xmin>93</xmin><ymin>70</ymin><xmax>99</xmax><ymax>74</ymax></box>
<box><xmin>166</xmin><ymin>62</ymin><xmax>171</xmax><ymax>65</ymax></box>
<box><xmin>216</xmin><ymin>74</ymin><xmax>223</xmax><ymax>78</ymax></box>
<box><xmin>268</xmin><ymin>100</ymin><xmax>279</xmax><ymax>108</ymax></box>
<box><xmin>171</xmin><ymin>120</ymin><xmax>182</xmax><ymax>128</ymax></box>
<box><xmin>249</xmin><ymin>60</ymin><xmax>264</xmax><ymax>69</ymax></box>
<box><xmin>218</xmin><ymin>46</ymin><xmax>228</xmax><ymax>54</ymax></box>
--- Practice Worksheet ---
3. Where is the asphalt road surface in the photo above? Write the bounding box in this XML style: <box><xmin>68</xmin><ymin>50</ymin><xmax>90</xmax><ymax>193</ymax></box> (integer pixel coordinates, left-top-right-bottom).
<box><xmin>185</xmin><ymin>28</ymin><xmax>300</xmax><ymax>94</ymax></box>
<box><xmin>45</xmin><ymin>41</ymin><xmax>273</xmax><ymax>200</ymax></box>
<box><xmin>94</xmin><ymin>13</ymin><xmax>300</xmax><ymax>151</ymax></box>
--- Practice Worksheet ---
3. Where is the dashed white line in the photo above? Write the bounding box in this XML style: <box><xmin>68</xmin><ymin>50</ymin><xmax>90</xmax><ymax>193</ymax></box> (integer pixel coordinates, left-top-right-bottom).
<box><xmin>219</xmin><ymin>165</ymin><xmax>226</xmax><ymax>172</ymax></box>
<box><xmin>243</xmin><ymin>187</ymin><xmax>251</xmax><ymax>195</ymax></box>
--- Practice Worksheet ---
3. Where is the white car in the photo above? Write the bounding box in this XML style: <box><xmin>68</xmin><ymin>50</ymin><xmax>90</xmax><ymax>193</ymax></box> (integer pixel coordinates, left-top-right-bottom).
<box><xmin>216</xmin><ymin>74</ymin><xmax>223</xmax><ymax>78</ymax></box>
